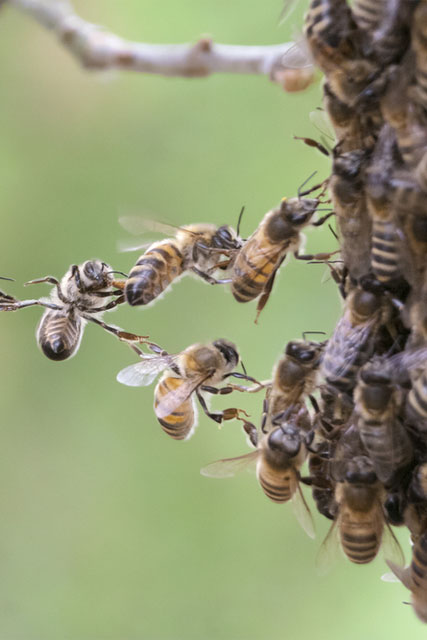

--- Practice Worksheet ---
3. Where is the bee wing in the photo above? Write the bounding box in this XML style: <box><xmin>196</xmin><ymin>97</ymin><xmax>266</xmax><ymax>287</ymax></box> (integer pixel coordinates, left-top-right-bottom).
<box><xmin>381</xmin><ymin>571</ymin><xmax>403</xmax><ymax>584</ymax></box>
<box><xmin>381</xmin><ymin>520</ymin><xmax>406</xmax><ymax>568</ymax></box>
<box><xmin>291</xmin><ymin>480</ymin><xmax>315</xmax><ymax>539</ymax></box>
<box><xmin>116</xmin><ymin>355</ymin><xmax>175</xmax><ymax>387</ymax></box>
<box><xmin>387</xmin><ymin>346</ymin><xmax>427</xmax><ymax>382</ymax></box>
<box><xmin>154</xmin><ymin>375</ymin><xmax>208</xmax><ymax>419</ymax></box>
<box><xmin>200</xmin><ymin>450</ymin><xmax>258</xmax><ymax>478</ymax></box>
<box><xmin>279</xmin><ymin>37</ymin><xmax>313</xmax><ymax>69</ymax></box>
<box><xmin>325</xmin><ymin>317</ymin><xmax>376</xmax><ymax>380</ymax></box>
<box><xmin>119</xmin><ymin>215</ymin><xmax>198</xmax><ymax>238</ymax></box>
<box><xmin>309</xmin><ymin>108</ymin><xmax>335</xmax><ymax>142</ymax></box>
<box><xmin>385</xmin><ymin>560</ymin><xmax>412</xmax><ymax>590</ymax></box>
<box><xmin>117</xmin><ymin>238</ymin><xmax>159</xmax><ymax>253</ymax></box>
<box><xmin>316</xmin><ymin>518</ymin><xmax>341</xmax><ymax>575</ymax></box>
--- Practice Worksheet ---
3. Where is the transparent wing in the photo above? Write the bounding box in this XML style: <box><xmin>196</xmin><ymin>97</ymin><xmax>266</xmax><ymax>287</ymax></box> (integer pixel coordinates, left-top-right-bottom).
<box><xmin>291</xmin><ymin>481</ymin><xmax>316</xmax><ymax>539</ymax></box>
<box><xmin>119</xmin><ymin>215</ymin><xmax>197</xmax><ymax>237</ymax></box>
<box><xmin>309</xmin><ymin>108</ymin><xmax>335</xmax><ymax>141</ymax></box>
<box><xmin>280</xmin><ymin>38</ymin><xmax>313</xmax><ymax>69</ymax></box>
<box><xmin>116</xmin><ymin>355</ymin><xmax>176</xmax><ymax>387</ymax></box>
<box><xmin>316</xmin><ymin>518</ymin><xmax>341</xmax><ymax>575</ymax></box>
<box><xmin>117</xmin><ymin>238</ymin><xmax>158</xmax><ymax>253</ymax></box>
<box><xmin>382</xmin><ymin>520</ymin><xmax>406</xmax><ymax>568</ymax></box>
<box><xmin>154</xmin><ymin>375</ymin><xmax>207</xmax><ymax>419</ymax></box>
<box><xmin>200</xmin><ymin>450</ymin><xmax>258</xmax><ymax>478</ymax></box>
<box><xmin>381</xmin><ymin>571</ymin><xmax>402</xmax><ymax>584</ymax></box>
<box><xmin>278</xmin><ymin>0</ymin><xmax>298</xmax><ymax>26</ymax></box>
<box><xmin>385</xmin><ymin>560</ymin><xmax>412</xmax><ymax>590</ymax></box>
<box><xmin>387</xmin><ymin>346</ymin><xmax>427</xmax><ymax>383</ymax></box>
<box><xmin>324</xmin><ymin>316</ymin><xmax>376</xmax><ymax>381</ymax></box>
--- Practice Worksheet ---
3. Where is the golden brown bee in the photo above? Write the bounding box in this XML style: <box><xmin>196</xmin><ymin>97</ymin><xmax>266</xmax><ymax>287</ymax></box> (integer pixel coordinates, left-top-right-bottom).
<box><xmin>320</xmin><ymin>279</ymin><xmax>387</xmax><ymax>392</ymax></box>
<box><xmin>261</xmin><ymin>338</ymin><xmax>324</xmax><ymax>433</ymax></box>
<box><xmin>120</xmin><ymin>218</ymin><xmax>242</xmax><ymax>306</ymax></box>
<box><xmin>230</xmin><ymin>194</ymin><xmax>335</xmax><ymax>321</ymax></box>
<box><xmin>319</xmin><ymin>456</ymin><xmax>403</xmax><ymax>566</ymax></box>
<box><xmin>0</xmin><ymin>260</ymin><xmax>145</xmax><ymax>361</ymax></box>
<box><xmin>387</xmin><ymin>531</ymin><xmax>427</xmax><ymax>623</ymax></box>
<box><xmin>200</xmin><ymin>423</ymin><xmax>315</xmax><ymax>538</ymax></box>
<box><xmin>117</xmin><ymin>339</ymin><xmax>256</xmax><ymax>440</ymax></box>
<box><xmin>354</xmin><ymin>361</ymin><xmax>413</xmax><ymax>485</ymax></box>
<box><xmin>410</xmin><ymin>1</ymin><xmax>427</xmax><ymax>114</ymax></box>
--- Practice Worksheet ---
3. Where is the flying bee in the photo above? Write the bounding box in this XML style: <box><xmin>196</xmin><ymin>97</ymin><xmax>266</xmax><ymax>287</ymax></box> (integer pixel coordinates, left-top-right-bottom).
<box><xmin>261</xmin><ymin>338</ymin><xmax>324</xmax><ymax>433</ymax></box>
<box><xmin>319</xmin><ymin>455</ymin><xmax>404</xmax><ymax>567</ymax></box>
<box><xmin>200</xmin><ymin>422</ymin><xmax>315</xmax><ymax>538</ymax></box>
<box><xmin>0</xmin><ymin>260</ymin><xmax>146</xmax><ymax>361</ymax></box>
<box><xmin>387</xmin><ymin>531</ymin><xmax>427</xmax><ymax>623</ymax></box>
<box><xmin>230</xmin><ymin>187</ymin><xmax>336</xmax><ymax>321</ymax></box>
<box><xmin>119</xmin><ymin>217</ymin><xmax>243</xmax><ymax>306</ymax></box>
<box><xmin>116</xmin><ymin>339</ymin><xmax>258</xmax><ymax>441</ymax></box>
<box><xmin>320</xmin><ymin>278</ymin><xmax>389</xmax><ymax>393</ymax></box>
<box><xmin>354</xmin><ymin>360</ymin><xmax>413</xmax><ymax>486</ymax></box>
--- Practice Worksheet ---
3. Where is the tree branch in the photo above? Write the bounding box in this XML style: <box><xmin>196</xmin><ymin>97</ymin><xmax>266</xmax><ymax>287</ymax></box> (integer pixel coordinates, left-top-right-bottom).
<box><xmin>6</xmin><ymin>0</ymin><xmax>315</xmax><ymax>90</ymax></box>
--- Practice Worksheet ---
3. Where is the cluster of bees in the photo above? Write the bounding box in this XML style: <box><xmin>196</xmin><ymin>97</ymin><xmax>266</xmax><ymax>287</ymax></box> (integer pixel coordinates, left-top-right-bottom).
<box><xmin>2</xmin><ymin>0</ymin><xmax>427</xmax><ymax>624</ymax></box>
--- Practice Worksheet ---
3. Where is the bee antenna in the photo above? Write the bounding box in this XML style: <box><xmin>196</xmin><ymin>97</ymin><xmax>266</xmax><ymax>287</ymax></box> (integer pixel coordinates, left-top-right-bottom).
<box><xmin>328</xmin><ymin>223</ymin><xmax>338</xmax><ymax>240</ymax></box>
<box><xmin>0</xmin><ymin>276</ymin><xmax>15</xmax><ymax>281</ymax></box>
<box><xmin>107</xmin><ymin>270</ymin><xmax>128</xmax><ymax>278</ymax></box>
<box><xmin>236</xmin><ymin>205</ymin><xmax>245</xmax><ymax>238</ymax></box>
<box><xmin>298</xmin><ymin>171</ymin><xmax>318</xmax><ymax>198</ymax></box>
<box><xmin>240</xmin><ymin>359</ymin><xmax>248</xmax><ymax>375</ymax></box>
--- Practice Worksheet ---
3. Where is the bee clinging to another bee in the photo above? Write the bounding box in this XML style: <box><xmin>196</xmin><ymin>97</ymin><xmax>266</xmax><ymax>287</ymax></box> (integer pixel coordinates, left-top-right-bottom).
<box><xmin>117</xmin><ymin>339</ymin><xmax>259</xmax><ymax>441</ymax></box>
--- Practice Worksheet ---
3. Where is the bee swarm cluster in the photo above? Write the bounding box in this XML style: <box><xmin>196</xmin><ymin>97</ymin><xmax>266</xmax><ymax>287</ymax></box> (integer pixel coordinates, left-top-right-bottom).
<box><xmin>2</xmin><ymin>0</ymin><xmax>427</xmax><ymax>625</ymax></box>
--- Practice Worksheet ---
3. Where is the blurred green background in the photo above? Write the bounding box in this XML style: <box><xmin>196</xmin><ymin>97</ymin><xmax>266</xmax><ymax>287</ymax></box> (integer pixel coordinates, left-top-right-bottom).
<box><xmin>0</xmin><ymin>1</ymin><xmax>420</xmax><ymax>638</ymax></box>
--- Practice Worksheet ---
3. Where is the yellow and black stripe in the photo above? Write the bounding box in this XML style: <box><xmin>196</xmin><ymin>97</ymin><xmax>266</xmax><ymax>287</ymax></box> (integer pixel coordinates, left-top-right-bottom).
<box><xmin>154</xmin><ymin>376</ymin><xmax>195</xmax><ymax>440</ymax></box>
<box><xmin>231</xmin><ymin>239</ymin><xmax>284</xmax><ymax>303</ymax></box>
<box><xmin>37</xmin><ymin>310</ymin><xmax>82</xmax><ymax>361</ymax></box>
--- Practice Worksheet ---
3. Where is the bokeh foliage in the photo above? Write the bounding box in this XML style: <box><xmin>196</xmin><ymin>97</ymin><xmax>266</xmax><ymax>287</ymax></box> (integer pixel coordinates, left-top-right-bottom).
<box><xmin>0</xmin><ymin>0</ymin><xmax>420</xmax><ymax>638</ymax></box>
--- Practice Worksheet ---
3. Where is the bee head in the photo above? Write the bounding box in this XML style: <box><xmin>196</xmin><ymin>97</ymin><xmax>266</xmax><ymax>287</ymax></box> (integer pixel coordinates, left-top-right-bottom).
<box><xmin>268</xmin><ymin>425</ymin><xmax>301</xmax><ymax>458</ymax></box>
<box><xmin>81</xmin><ymin>260</ymin><xmax>110</xmax><ymax>288</ymax></box>
<box><xmin>212</xmin><ymin>339</ymin><xmax>239</xmax><ymax>370</ymax></box>
<box><xmin>285</xmin><ymin>339</ymin><xmax>321</xmax><ymax>364</ymax></box>
<box><xmin>212</xmin><ymin>225</ymin><xmax>241</xmax><ymax>250</ymax></box>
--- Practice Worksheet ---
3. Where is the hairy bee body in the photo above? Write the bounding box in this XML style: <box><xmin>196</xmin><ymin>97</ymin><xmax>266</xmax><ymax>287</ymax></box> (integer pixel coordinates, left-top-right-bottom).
<box><xmin>335</xmin><ymin>456</ymin><xmax>385</xmax><ymax>564</ymax></box>
<box><xmin>309</xmin><ymin>452</ymin><xmax>337</xmax><ymax>520</ymax></box>
<box><xmin>154</xmin><ymin>375</ymin><xmax>196</xmax><ymax>440</ymax></box>
<box><xmin>37</xmin><ymin>309</ymin><xmax>83</xmax><ymax>361</ymax></box>
<box><xmin>125</xmin><ymin>224</ymin><xmax>241</xmax><ymax>306</ymax></box>
<box><xmin>321</xmin><ymin>284</ymin><xmax>384</xmax><ymax>392</ymax></box>
<box><xmin>409</xmin><ymin>533</ymin><xmax>427</xmax><ymax>622</ymax></box>
<box><xmin>231</xmin><ymin>197</ymin><xmax>323</xmax><ymax>306</ymax></box>
<box><xmin>256</xmin><ymin>425</ymin><xmax>307</xmax><ymax>503</ymax></box>
<box><xmin>355</xmin><ymin>364</ymin><xmax>413</xmax><ymax>484</ymax></box>
<box><xmin>411</xmin><ymin>2</ymin><xmax>427</xmax><ymax>113</ymax></box>
<box><xmin>406</xmin><ymin>365</ymin><xmax>427</xmax><ymax>432</ymax></box>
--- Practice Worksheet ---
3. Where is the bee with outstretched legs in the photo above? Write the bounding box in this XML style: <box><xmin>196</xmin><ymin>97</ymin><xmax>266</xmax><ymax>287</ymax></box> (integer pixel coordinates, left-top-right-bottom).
<box><xmin>119</xmin><ymin>217</ymin><xmax>243</xmax><ymax>307</ymax></box>
<box><xmin>117</xmin><ymin>339</ymin><xmax>259</xmax><ymax>441</ymax></box>
<box><xmin>318</xmin><ymin>455</ymin><xmax>404</xmax><ymax>567</ymax></box>
<box><xmin>0</xmin><ymin>260</ymin><xmax>147</xmax><ymax>361</ymax></box>
<box><xmin>231</xmin><ymin>178</ymin><xmax>337</xmax><ymax>322</ymax></box>
<box><xmin>201</xmin><ymin>421</ymin><xmax>315</xmax><ymax>538</ymax></box>
<box><xmin>261</xmin><ymin>337</ymin><xmax>325</xmax><ymax>433</ymax></box>
<box><xmin>354</xmin><ymin>360</ymin><xmax>413</xmax><ymax>486</ymax></box>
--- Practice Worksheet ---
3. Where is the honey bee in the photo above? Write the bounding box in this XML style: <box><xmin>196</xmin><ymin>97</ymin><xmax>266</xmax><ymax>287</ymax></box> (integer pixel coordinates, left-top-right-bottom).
<box><xmin>320</xmin><ymin>278</ymin><xmax>388</xmax><ymax>393</ymax></box>
<box><xmin>405</xmin><ymin>363</ymin><xmax>427</xmax><ymax>435</ymax></box>
<box><xmin>120</xmin><ymin>217</ymin><xmax>243</xmax><ymax>306</ymax></box>
<box><xmin>410</xmin><ymin>1</ymin><xmax>427</xmax><ymax>114</ymax></box>
<box><xmin>230</xmin><ymin>191</ymin><xmax>335</xmax><ymax>321</ymax></box>
<box><xmin>354</xmin><ymin>361</ymin><xmax>413</xmax><ymax>485</ymax></box>
<box><xmin>200</xmin><ymin>422</ymin><xmax>315</xmax><ymax>538</ymax></box>
<box><xmin>117</xmin><ymin>339</ymin><xmax>257</xmax><ymax>440</ymax></box>
<box><xmin>366</xmin><ymin>124</ymin><xmax>405</xmax><ymax>287</ymax></box>
<box><xmin>261</xmin><ymin>338</ymin><xmax>324</xmax><ymax>433</ymax></box>
<box><xmin>304</xmin><ymin>0</ymin><xmax>380</xmax><ymax>107</ymax></box>
<box><xmin>0</xmin><ymin>260</ymin><xmax>145</xmax><ymax>361</ymax></box>
<box><xmin>329</xmin><ymin>148</ymin><xmax>372</xmax><ymax>279</ymax></box>
<box><xmin>319</xmin><ymin>455</ymin><xmax>403</xmax><ymax>566</ymax></box>
<box><xmin>387</xmin><ymin>530</ymin><xmax>427</xmax><ymax>623</ymax></box>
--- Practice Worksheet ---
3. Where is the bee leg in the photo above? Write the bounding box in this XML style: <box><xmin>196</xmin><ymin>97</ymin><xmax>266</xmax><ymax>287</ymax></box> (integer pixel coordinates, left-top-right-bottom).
<box><xmin>255</xmin><ymin>259</ymin><xmax>286</xmax><ymax>324</ymax></box>
<box><xmin>311</xmin><ymin>211</ymin><xmax>335</xmax><ymax>227</ymax></box>
<box><xmin>243</xmin><ymin>420</ymin><xmax>259</xmax><ymax>447</ymax></box>
<box><xmin>191</xmin><ymin>267</ymin><xmax>232</xmax><ymax>285</ymax></box>
<box><xmin>261</xmin><ymin>395</ymin><xmax>270</xmax><ymax>433</ymax></box>
<box><xmin>24</xmin><ymin>275</ymin><xmax>69</xmax><ymax>304</ymax></box>
<box><xmin>223</xmin><ymin>371</ymin><xmax>263</xmax><ymax>386</ymax></box>
<box><xmin>0</xmin><ymin>298</ymin><xmax>61</xmax><ymax>312</ymax></box>
<box><xmin>79</xmin><ymin>296</ymin><xmax>125</xmax><ymax>313</ymax></box>
<box><xmin>70</xmin><ymin>265</ymin><xmax>85</xmax><ymax>293</ymax></box>
<box><xmin>309</xmin><ymin>394</ymin><xmax>320</xmax><ymax>413</ymax></box>
<box><xmin>294</xmin><ymin>249</ymin><xmax>340</xmax><ymax>262</ymax></box>
<box><xmin>196</xmin><ymin>389</ymin><xmax>249</xmax><ymax>425</ymax></box>
<box><xmin>294</xmin><ymin>136</ymin><xmax>330</xmax><ymax>159</ymax></box>
<box><xmin>82</xmin><ymin>314</ymin><xmax>149</xmax><ymax>343</ymax></box>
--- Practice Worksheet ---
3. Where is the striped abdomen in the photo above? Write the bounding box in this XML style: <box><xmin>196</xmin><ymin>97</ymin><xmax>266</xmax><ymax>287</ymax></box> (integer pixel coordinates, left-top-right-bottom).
<box><xmin>231</xmin><ymin>236</ymin><xmax>286</xmax><ymax>303</ymax></box>
<box><xmin>256</xmin><ymin>459</ymin><xmax>295</xmax><ymax>503</ymax></box>
<box><xmin>154</xmin><ymin>376</ymin><xmax>195</xmax><ymax>440</ymax></box>
<box><xmin>125</xmin><ymin>241</ymin><xmax>184</xmax><ymax>306</ymax></box>
<box><xmin>358</xmin><ymin>419</ymin><xmax>413</xmax><ymax>484</ymax></box>
<box><xmin>371</xmin><ymin>219</ymin><xmax>400</xmax><ymax>283</ymax></box>
<box><xmin>37</xmin><ymin>309</ymin><xmax>82</xmax><ymax>361</ymax></box>
<box><xmin>407</xmin><ymin>369</ymin><xmax>427</xmax><ymax>432</ymax></box>
<box><xmin>410</xmin><ymin>532</ymin><xmax>427</xmax><ymax>622</ymax></box>
<box><xmin>339</xmin><ymin>509</ymin><xmax>381</xmax><ymax>564</ymax></box>
<box><xmin>304</xmin><ymin>0</ymin><xmax>353</xmax><ymax>69</ymax></box>
<box><xmin>309</xmin><ymin>454</ymin><xmax>337</xmax><ymax>520</ymax></box>
<box><xmin>412</xmin><ymin>3</ymin><xmax>427</xmax><ymax>113</ymax></box>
